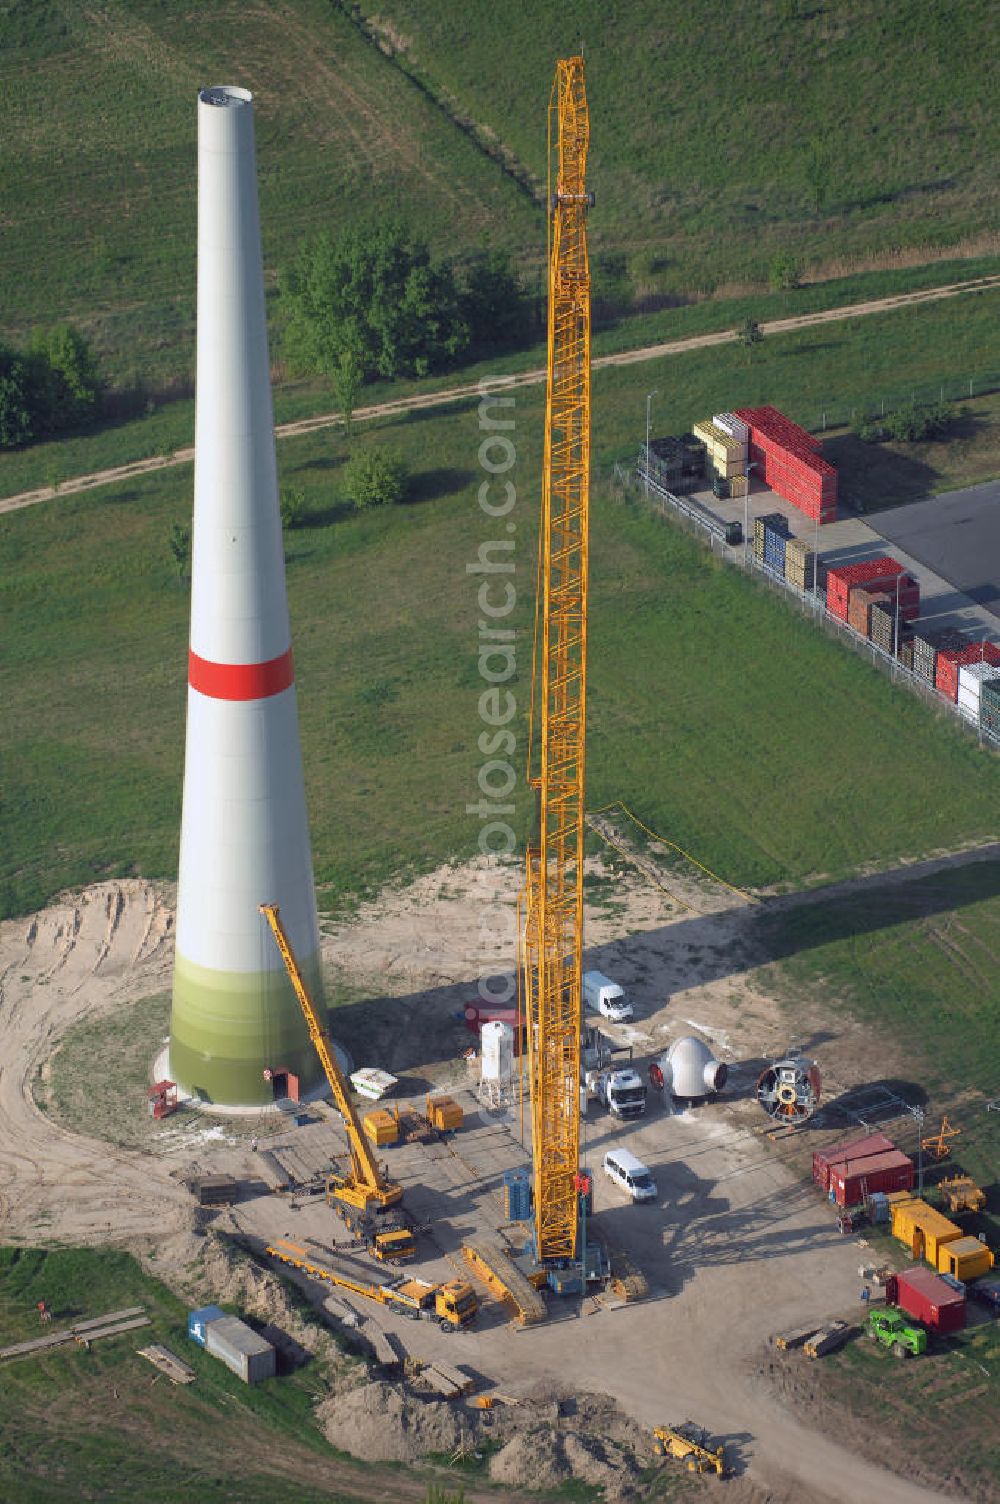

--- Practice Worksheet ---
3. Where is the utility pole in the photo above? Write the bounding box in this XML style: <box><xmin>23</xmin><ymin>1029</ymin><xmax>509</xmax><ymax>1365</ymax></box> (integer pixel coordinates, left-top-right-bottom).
<box><xmin>645</xmin><ymin>390</ymin><xmax>657</xmax><ymax>496</ymax></box>
<box><xmin>909</xmin><ymin>1104</ymin><xmax>925</xmax><ymax>1196</ymax></box>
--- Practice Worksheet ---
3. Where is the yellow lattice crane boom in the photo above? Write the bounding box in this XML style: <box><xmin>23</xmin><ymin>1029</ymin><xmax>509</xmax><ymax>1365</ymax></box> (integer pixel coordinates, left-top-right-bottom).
<box><xmin>522</xmin><ymin>55</ymin><xmax>593</xmax><ymax>1264</ymax></box>
<box><xmin>259</xmin><ymin>903</ymin><xmax>402</xmax><ymax>1212</ymax></box>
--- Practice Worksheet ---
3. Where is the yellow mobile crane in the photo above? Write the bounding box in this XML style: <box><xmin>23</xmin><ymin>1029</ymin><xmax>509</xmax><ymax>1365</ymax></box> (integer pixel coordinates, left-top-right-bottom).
<box><xmin>521</xmin><ymin>56</ymin><xmax>596</xmax><ymax>1276</ymax></box>
<box><xmin>259</xmin><ymin>903</ymin><xmax>415</xmax><ymax>1262</ymax></box>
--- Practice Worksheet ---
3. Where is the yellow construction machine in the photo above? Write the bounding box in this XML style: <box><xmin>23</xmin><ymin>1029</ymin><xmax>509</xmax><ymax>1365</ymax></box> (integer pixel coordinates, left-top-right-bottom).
<box><xmin>652</xmin><ymin>1423</ymin><xmax>726</xmax><ymax>1478</ymax></box>
<box><xmin>259</xmin><ymin>904</ymin><xmax>415</xmax><ymax>1262</ymax></box>
<box><xmin>266</xmin><ymin>1239</ymin><xmax>477</xmax><ymax>1330</ymax></box>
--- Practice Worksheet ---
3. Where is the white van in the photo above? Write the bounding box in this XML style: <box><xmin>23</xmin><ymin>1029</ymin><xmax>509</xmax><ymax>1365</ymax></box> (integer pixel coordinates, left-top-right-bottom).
<box><xmin>582</xmin><ymin>970</ymin><xmax>634</xmax><ymax>1023</ymax></box>
<box><xmin>602</xmin><ymin>1148</ymin><xmax>657</xmax><ymax>1203</ymax></box>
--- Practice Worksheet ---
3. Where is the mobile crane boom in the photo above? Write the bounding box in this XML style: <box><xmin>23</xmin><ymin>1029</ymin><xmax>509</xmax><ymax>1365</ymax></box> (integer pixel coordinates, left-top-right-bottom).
<box><xmin>259</xmin><ymin>903</ymin><xmax>402</xmax><ymax>1212</ymax></box>
<box><xmin>522</xmin><ymin>56</ymin><xmax>592</xmax><ymax>1264</ymax></box>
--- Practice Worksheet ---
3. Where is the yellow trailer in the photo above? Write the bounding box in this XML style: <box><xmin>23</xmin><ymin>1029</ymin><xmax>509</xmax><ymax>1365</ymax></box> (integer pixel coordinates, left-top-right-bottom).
<box><xmin>266</xmin><ymin>1240</ymin><xmax>477</xmax><ymax>1328</ymax></box>
<box><xmin>890</xmin><ymin>1198</ymin><xmax>963</xmax><ymax>1265</ymax></box>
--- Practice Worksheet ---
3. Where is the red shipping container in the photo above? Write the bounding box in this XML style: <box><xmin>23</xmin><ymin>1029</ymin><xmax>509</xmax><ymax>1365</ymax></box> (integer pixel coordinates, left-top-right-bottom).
<box><xmin>812</xmin><ymin>1132</ymin><xmax>895</xmax><ymax>1190</ymax></box>
<box><xmin>829</xmin><ymin>1149</ymin><xmax>914</xmax><ymax>1207</ymax></box>
<box><xmin>887</xmin><ymin>1268</ymin><xmax>966</xmax><ymax>1332</ymax></box>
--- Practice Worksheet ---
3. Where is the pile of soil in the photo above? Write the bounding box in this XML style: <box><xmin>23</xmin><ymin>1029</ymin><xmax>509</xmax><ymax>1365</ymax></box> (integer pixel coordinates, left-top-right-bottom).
<box><xmin>488</xmin><ymin>1386</ymin><xmax>654</xmax><ymax>1502</ymax></box>
<box><xmin>183</xmin><ymin>1233</ymin><xmax>352</xmax><ymax>1376</ymax></box>
<box><xmin>316</xmin><ymin>1379</ymin><xmax>468</xmax><ymax>1463</ymax></box>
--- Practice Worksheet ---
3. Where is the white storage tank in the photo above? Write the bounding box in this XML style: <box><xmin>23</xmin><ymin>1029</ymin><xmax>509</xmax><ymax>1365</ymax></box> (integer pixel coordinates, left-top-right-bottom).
<box><xmin>481</xmin><ymin>1020</ymin><xmax>515</xmax><ymax>1082</ymax></box>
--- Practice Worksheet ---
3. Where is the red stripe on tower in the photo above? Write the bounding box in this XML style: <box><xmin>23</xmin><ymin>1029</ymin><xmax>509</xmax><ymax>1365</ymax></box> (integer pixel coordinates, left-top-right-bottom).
<box><xmin>188</xmin><ymin>647</ymin><xmax>295</xmax><ymax>700</ymax></box>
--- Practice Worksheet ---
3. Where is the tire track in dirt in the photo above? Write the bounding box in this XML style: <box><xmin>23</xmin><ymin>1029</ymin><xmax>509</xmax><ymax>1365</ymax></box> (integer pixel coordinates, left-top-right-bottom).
<box><xmin>0</xmin><ymin>881</ymin><xmax>190</xmax><ymax>1248</ymax></box>
<box><xmin>3</xmin><ymin>273</ymin><xmax>999</xmax><ymax>518</ymax></box>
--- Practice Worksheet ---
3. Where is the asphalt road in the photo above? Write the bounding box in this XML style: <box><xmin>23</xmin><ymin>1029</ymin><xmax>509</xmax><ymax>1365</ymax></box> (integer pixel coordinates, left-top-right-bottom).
<box><xmin>873</xmin><ymin>479</ymin><xmax>1000</xmax><ymax>623</ymax></box>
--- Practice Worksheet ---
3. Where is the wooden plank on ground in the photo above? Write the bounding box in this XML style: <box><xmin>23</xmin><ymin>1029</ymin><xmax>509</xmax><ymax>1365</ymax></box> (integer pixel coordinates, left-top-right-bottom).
<box><xmin>0</xmin><ymin>1329</ymin><xmax>76</xmax><ymax>1360</ymax></box>
<box><xmin>75</xmin><ymin>1317</ymin><xmax>151</xmax><ymax>1344</ymax></box>
<box><xmin>369</xmin><ymin>1326</ymin><xmax>404</xmax><ymax>1368</ymax></box>
<box><xmin>137</xmin><ymin>1344</ymin><xmax>197</xmax><ymax>1384</ymax></box>
<box><xmin>774</xmin><ymin>1326</ymin><xmax>820</xmax><ymax>1352</ymax></box>
<box><xmin>427</xmin><ymin>1360</ymin><xmax>474</xmax><ymax>1395</ymax></box>
<box><xmin>74</xmin><ymin>1306</ymin><xmax>145</xmax><ymax>1334</ymax></box>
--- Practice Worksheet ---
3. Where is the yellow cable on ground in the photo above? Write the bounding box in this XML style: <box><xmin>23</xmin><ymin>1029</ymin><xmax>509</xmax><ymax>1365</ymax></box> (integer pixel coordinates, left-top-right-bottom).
<box><xmin>585</xmin><ymin>817</ymin><xmax>694</xmax><ymax>911</ymax></box>
<box><xmin>588</xmin><ymin>799</ymin><xmax>759</xmax><ymax>905</ymax></box>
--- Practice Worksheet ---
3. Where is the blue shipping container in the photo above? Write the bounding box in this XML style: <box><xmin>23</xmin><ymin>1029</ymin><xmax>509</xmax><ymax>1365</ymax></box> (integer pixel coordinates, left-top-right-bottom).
<box><xmin>188</xmin><ymin>1304</ymin><xmax>225</xmax><ymax>1348</ymax></box>
<box><xmin>503</xmin><ymin>1169</ymin><xmax>531</xmax><ymax>1222</ymax></box>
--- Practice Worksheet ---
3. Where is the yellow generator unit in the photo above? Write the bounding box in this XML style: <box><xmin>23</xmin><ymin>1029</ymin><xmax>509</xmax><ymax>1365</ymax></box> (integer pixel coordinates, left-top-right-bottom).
<box><xmin>426</xmin><ymin>1094</ymin><xmax>464</xmax><ymax>1133</ymax></box>
<box><xmin>937</xmin><ymin>1236</ymin><xmax>994</xmax><ymax>1282</ymax></box>
<box><xmin>363</xmin><ymin>1109</ymin><xmax>400</xmax><ymax>1147</ymax></box>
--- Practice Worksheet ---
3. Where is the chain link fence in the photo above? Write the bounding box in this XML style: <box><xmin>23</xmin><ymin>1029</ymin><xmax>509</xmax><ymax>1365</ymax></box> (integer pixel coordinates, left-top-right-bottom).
<box><xmin>809</xmin><ymin>368</ymin><xmax>1000</xmax><ymax>433</ymax></box>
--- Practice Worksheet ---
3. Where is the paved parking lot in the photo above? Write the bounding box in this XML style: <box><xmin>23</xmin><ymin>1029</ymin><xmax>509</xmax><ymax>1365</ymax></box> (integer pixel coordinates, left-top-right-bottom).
<box><xmin>693</xmin><ymin>481</ymin><xmax>1000</xmax><ymax>641</ymax></box>
<box><xmin>873</xmin><ymin>479</ymin><xmax>1000</xmax><ymax>624</ymax></box>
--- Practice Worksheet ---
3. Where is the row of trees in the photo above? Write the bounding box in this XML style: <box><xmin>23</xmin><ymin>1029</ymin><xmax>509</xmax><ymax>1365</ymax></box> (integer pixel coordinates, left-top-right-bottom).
<box><xmin>0</xmin><ymin>325</ymin><xmax>102</xmax><ymax>448</ymax></box>
<box><xmin>281</xmin><ymin>221</ymin><xmax>533</xmax><ymax>396</ymax></box>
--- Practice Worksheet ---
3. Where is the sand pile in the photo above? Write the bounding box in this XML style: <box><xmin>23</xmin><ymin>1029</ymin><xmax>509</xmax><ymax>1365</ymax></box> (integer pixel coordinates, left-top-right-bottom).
<box><xmin>487</xmin><ymin>1387</ymin><xmax>653</xmax><ymax>1501</ymax></box>
<box><xmin>317</xmin><ymin>1379</ymin><xmax>470</xmax><ymax>1463</ymax></box>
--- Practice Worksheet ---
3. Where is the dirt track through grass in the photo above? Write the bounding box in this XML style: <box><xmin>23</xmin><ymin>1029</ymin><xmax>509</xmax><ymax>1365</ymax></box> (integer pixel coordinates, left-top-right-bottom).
<box><xmin>4</xmin><ymin>272</ymin><xmax>1000</xmax><ymax>517</ymax></box>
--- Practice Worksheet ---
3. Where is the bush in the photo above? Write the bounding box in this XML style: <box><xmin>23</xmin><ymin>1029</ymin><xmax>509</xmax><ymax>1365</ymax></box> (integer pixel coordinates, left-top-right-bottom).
<box><xmin>0</xmin><ymin>346</ymin><xmax>34</xmax><ymax>448</ymax></box>
<box><xmin>26</xmin><ymin>323</ymin><xmax>102</xmax><ymax>433</ymax></box>
<box><xmin>459</xmin><ymin>252</ymin><xmax>532</xmax><ymax>351</ymax></box>
<box><xmin>282</xmin><ymin>220</ymin><xmax>469</xmax><ymax>382</ymax></box>
<box><xmin>279</xmin><ymin>485</ymin><xmax>308</xmax><ymax>529</ymax></box>
<box><xmin>769</xmin><ymin>251</ymin><xmax>803</xmax><ymax>291</ymax></box>
<box><xmin>168</xmin><ymin>522</ymin><xmax>190</xmax><ymax>579</ymax></box>
<box><xmin>344</xmin><ymin>448</ymin><xmax>409</xmax><ymax>510</ymax></box>
<box><xmin>855</xmin><ymin>418</ymin><xmax>888</xmax><ymax>443</ymax></box>
<box><xmin>0</xmin><ymin>325</ymin><xmax>102</xmax><ymax>448</ymax></box>
<box><xmin>884</xmin><ymin>401</ymin><xmax>953</xmax><ymax>442</ymax></box>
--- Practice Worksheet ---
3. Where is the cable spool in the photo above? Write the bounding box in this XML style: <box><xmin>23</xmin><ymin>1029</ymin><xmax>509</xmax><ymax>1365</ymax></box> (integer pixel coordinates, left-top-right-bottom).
<box><xmin>755</xmin><ymin>1054</ymin><xmax>821</xmax><ymax>1121</ymax></box>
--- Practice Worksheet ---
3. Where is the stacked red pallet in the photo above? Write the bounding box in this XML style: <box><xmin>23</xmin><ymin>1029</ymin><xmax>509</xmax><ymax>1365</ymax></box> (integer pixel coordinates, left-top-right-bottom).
<box><xmin>734</xmin><ymin>405</ymin><xmax>837</xmax><ymax>522</ymax></box>
<box><xmin>847</xmin><ymin>587</ymin><xmax>890</xmax><ymax>638</ymax></box>
<box><xmin>935</xmin><ymin>641</ymin><xmax>1000</xmax><ymax>701</ymax></box>
<box><xmin>826</xmin><ymin>557</ymin><xmax>920</xmax><ymax>625</ymax></box>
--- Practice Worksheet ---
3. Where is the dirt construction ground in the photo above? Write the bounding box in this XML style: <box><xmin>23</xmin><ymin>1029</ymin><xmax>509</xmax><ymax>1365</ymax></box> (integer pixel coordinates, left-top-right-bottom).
<box><xmin>1</xmin><ymin>844</ymin><xmax>994</xmax><ymax>1502</ymax></box>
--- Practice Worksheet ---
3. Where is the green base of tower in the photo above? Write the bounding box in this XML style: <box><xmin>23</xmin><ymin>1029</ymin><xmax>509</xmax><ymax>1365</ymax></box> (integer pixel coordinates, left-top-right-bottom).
<box><xmin>169</xmin><ymin>950</ymin><xmax>327</xmax><ymax>1107</ymax></box>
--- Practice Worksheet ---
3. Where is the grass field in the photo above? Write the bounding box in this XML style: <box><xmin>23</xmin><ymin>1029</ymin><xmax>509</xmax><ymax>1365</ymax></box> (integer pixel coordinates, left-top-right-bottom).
<box><xmin>353</xmin><ymin>0</ymin><xmax>1000</xmax><ymax>287</ymax></box>
<box><xmin>0</xmin><ymin>0</ymin><xmax>536</xmax><ymax>389</ymax></box>
<box><xmin>4</xmin><ymin>293</ymin><xmax>1000</xmax><ymax>922</ymax></box>
<box><xmin>2</xmin><ymin>274</ymin><xmax>1000</xmax><ymax>505</ymax></box>
<box><xmin>811</xmin><ymin>1319</ymin><xmax>1000</xmax><ymax>1499</ymax></box>
<box><xmin>0</xmin><ymin>1244</ymin><xmax>366</xmax><ymax>1504</ymax></box>
<box><xmin>2</xmin><ymin>1</ymin><xmax>999</xmax><ymax>389</ymax></box>
<box><xmin>758</xmin><ymin>861</ymin><xmax>1000</xmax><ymax>1100</ymax></box>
